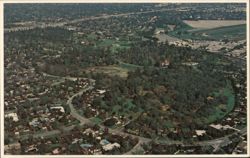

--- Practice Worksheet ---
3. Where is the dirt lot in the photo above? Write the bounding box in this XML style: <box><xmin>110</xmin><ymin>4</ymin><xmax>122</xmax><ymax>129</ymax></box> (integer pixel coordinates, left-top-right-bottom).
<box><xmin>183</xmin><ymin>20</ymin><xmax>246</xmax><ymax>30</ymax></box>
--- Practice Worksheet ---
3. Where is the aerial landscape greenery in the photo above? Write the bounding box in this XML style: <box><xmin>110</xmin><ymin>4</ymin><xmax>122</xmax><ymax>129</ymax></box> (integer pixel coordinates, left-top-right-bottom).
<box><xmin>4</xmin><ymin>3</ymin><xmax>247</xmax><ymax>155</ymax></box>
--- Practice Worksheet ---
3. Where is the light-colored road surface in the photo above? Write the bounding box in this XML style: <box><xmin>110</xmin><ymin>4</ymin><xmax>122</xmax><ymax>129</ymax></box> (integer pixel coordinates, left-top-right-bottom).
<box><xmin>197</xmin><ymin>127</ymin><xmax>247</xmax><ymax>146</ymax></box>
<box><xmin>67</xmin><ymin>85</ymin><xmax>95</xmax><ymax>125</ymax></box>
<box><xmin>20</xmin><ymin>125</ymin><xmax>77</xmax><ymax>140</ymax></box>
<box><xmin>124</xmin><ymin>140</ymin><xmax>144</xmax><ymax>155</ymax></box>
<box><xmin>21</xmin><ymin>130</ymin><xmax>60</xmax><ymax>140</ymax></box>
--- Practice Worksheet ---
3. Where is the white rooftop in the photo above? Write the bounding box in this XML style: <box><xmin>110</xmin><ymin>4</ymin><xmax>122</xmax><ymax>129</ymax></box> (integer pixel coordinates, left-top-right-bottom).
<box><xmin>5</xmin><ymin>112</ymin><xmax>19</xmax><ymax>122</ymax></box>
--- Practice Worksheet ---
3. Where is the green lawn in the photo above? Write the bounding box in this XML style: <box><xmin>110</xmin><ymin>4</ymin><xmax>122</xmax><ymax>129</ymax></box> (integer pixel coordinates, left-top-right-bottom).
<box><xmin>193</xmin><ymin>24</ymin><xmax>246</xmax><ymax>41</ymax></box>
<box><xmin>167</xmin><ymin>22</ymin><xmax>193</xmax><ymax>39</ymax></box>
<box><xmin>203</xmin><ymin>81</ymin><xmax>235</xmax><ymax>124</ymax></box>
<box><xmin>111</xmin><ymin>44</ymin><xmax>131</xmax><ymax>53</ymax></box>
<box><xmin>96</xmin><ymin>39</ymin><xmax>131</xmax><ymax>53</ymax></box>
<box><xmin>168</xmin><ymin>21</ymin><xmax>246</xmax><ymax>41</ymax></box>
<box><xmin>90</xmin><ymin>117</ymin><xmax>103</xmax><ymax>124</ymax></box>
<box><xmin>97</xmin><ymin>39</ymin><xmax>114</xmax><ymax>47</ymax></box>
<box><xmin>118</xmin><ymin>61</ymin><xmax>142</xmax><ymax>70</ymax></box>
<box><xmin>86</xmin><ymin>33</ymin><xmax>97</xmax><ymax>40</ymax></box>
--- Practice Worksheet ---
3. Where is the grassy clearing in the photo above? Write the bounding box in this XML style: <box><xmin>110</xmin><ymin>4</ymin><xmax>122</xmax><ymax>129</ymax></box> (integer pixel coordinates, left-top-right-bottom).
<box><xmin>90</xmin><ymin>117</ymin><xmax>103</xmax><ymax>124</ymax></box>
<box><xmin>96</xmin><ymin>39</ymin><xmax>131</xmax><ymax>53</ymax></box>
<box><xmin>203</xmin><ymin>81</ymin><xmax>235</xmax><ymax>124</ymax></box>
<box><xmin>123</xmin><ymin>99</ymin><xmax>136</xmax><ymax>109</ymax></box>
<box><xmin>84</xmin><ymin>65</ymin><xmax>130</xmax><ymax>78</ymax></box>
<box><xmin>86</xmin><ymin>33</ymin><xmax>97</xmax><ymax>40</ymax></box>
<box><xmin>109</xmin><ymin>97</ymin><xmax>142</xmax><ymax>119</ymax></box>
<box><xmin>112</xmin><ymin>41</ymin><xmax>131</xmax><ymax>53</ymax></box>
<box><xmin>193</xmin><ymin>24</ymin><xmax>246</xmax><ymax>41</ymax></box>
<box><xmin>183</xmin><ymin>20</ymin><xmax>246</xmax><ymax>30</ymax></box>
<box><xmin>168</xmin><ymin>21</ymin><xmax>246</xmax><ymax>41</ymax></box>
<box><xmin>118</xmin><ymin>61</ymin><xmax>142</xmax><ymax>70</ymax></box>
<box><xmin>82</xmin><ymin>60</ymin><xmax>141</xmax><ymax>78</ymax></box>
<box><xmin>111</xmin><ymin>43</ymin><xmax>131</xmax><ymax>53</ymax></box>
<box><xmin>168</xmin><ymin>22</ymin><xmax>193</xmax><ymax>39</ymax></box>
<box><xmin>154</xmin><ymin>32</ymin><xmax>180</xmax><ymax>43</ymax></box>
<box><xmin>97</xmin><ymin>39</ymin><xmax>114</xmax><ymax>47</ymax></box>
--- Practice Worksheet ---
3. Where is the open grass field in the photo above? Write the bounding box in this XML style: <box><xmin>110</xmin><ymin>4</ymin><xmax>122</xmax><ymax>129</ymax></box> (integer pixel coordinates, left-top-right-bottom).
<box><xmin>84</xmin><ymin>65</ymin><xmax>130</xmax><ymax>78</ymax></box>
<box><xmin>168</xmin><ymin>21</ymin><xmax>246</xmax><ymax>41</ymax></box>
<box><xmin>193</xmin><ymin>24</ymin><xmax>246</xmax><ymax>41</ymax></box>
<box><xmin>154</xmin><ymin>32</ymin><xmax>180</xmax><ymax>43</ymax></box>
<box><xmin>96</xmin><ymin>39</ymin><xmax>131</xmax><ymax>53</ymax></box>
<box><xmin>202</xmin><ymin>81</ymin><xmax>235</xmax><ymax>124</ymax></box>
<box><xmin>167</xmin><ymin>23</ymin><xmax>193</xmax><ymax>39</ymax></box>
<box><xmin>183</xmin><ymin>20</ymin><xmax>246</xmax><ymax>30</ymax></box>
<box><xmin>118</xmin><ymin>61</ymin><xmax>142</xmax><ymax>70</ymax></box>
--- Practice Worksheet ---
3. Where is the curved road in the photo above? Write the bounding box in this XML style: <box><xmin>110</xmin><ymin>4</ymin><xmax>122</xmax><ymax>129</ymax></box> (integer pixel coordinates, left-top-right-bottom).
<box><xmin>43</xmin><ymin>72</ymin><xmax>152</xmax><ymax>153</ymax></box>
<box><xmin>43</xmin><ymin>72</ymin><xmax>247</xmax><ymax>154</ymax></box>
<box><xmin>16</xmin><ymin>72</ymin><xmax>247</xmax><ymax>155</ymax></box>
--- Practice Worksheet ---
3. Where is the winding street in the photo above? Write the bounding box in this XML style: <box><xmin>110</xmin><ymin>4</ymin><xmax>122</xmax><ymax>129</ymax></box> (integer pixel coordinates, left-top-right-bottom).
<box><xmin>42</xmin><ymin>72</ymin><xmax>152</xmax><ymax>153</ymax></box>
<box><xmin>44</xmin><ymin>72</ymin><xmax>247</xmax><ymax>154</ymax></box>
<box><xmin>64</xmin><ymin>76</ymin><xmax>151</xmax><ymax>154</ymax></box>
<box><xmin>67</xmin><ymin>85</ymin><xmax>95</xmax><ymax>125</ymax></box>
<box><xmin>15</xmin><ymin>72</ymin><xmax>247</xmax><ymax>155</ymax></box>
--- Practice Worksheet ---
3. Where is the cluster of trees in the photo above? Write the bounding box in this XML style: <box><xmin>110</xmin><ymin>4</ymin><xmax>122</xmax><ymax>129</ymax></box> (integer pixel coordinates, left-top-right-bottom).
<box><xmin>89</xmin><ymin>63</ymin><xmax>229</xmax><ymax>137</ymax></box>
<box><xmin>118</xmin><ymin>40</ymin><xmax>202</xmax><ymax>67</ymax></box>
<box><xmin>5</xmin><ymin>4</ymin><xmax>241</xmax><ymax>142</ymax></box>
<box><xmin>142</xmin><ymin>141</ymin><xmax>218</xmax><ymax>154</ymax></box>
<box><xmin>5</xmin><ymin>27</ymin><xmax>72</xmax><ymax>45</ymax></box>
<box><xmin>5</xmin><ymin>3</ymin><xmax>245</xmax><ymax>27</ymax></box>
<box><xmin>142</xmin><ymin>142</ymin><xmax>181</xmax><ymax>154</ymax></box>
<box><xmin>5</xmin><ymin>4</ymin><xmax>156</xmax><ymax>25</ymax></box>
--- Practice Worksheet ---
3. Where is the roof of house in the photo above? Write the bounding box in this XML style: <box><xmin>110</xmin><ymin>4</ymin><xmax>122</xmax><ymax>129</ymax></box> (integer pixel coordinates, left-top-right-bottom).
<box><xmin>102</xmin><ymin>143</ymin><xmax>120</xmax><ymax>151</ymax></box>
<box><xmin>100</xmin><ymin>139</ymin><xmax>110</xmax><ymax>146</ymax></box>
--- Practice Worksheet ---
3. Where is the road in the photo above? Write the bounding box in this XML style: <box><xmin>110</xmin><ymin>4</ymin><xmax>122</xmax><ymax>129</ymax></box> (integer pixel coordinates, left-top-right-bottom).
<box><xmin>67</xmin><ymin>84</ymin><xmax>95</xmax><ymax>125</ymax></box>
<box><xmin>197</xmin><ymin>127</ymin><xmax>247</xmax><ymax>146</ymax></box>
<box><xmin>5</xmin><ymin>8</ymin><xmax>179</xmax><ymax>33</ymax></box>
<box><xmin>20</xmin><ymin>124</ymin><xmax>76</xmax><ymax>140</ymax></box>
<box><xmin>44</xmin><ymin>72</ymin><xmax>247</xmax><ymax>154</ymax></box>
<box><xmin>14</xmin><ymin>72</ymin><xmax>247</xmax><ymax>154</ymax></box>
<box><xmin>42</xmin><ymin>72</ymin><xmax>152</xmax><ymax>153</ymax></box>
<box><xmin>64</xmin><ymin>76</ymin><xmax>151</xmax><ymax>154</ymax></box>
<box><xmin>4</xmin><ymin>6</ymin><xmax>247</xmax><ymax>153</ymax></box>
<box><xmin>124</xmin><ymin>140</ymin><xmax>144</xmax><ymax>155</ymax></box>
